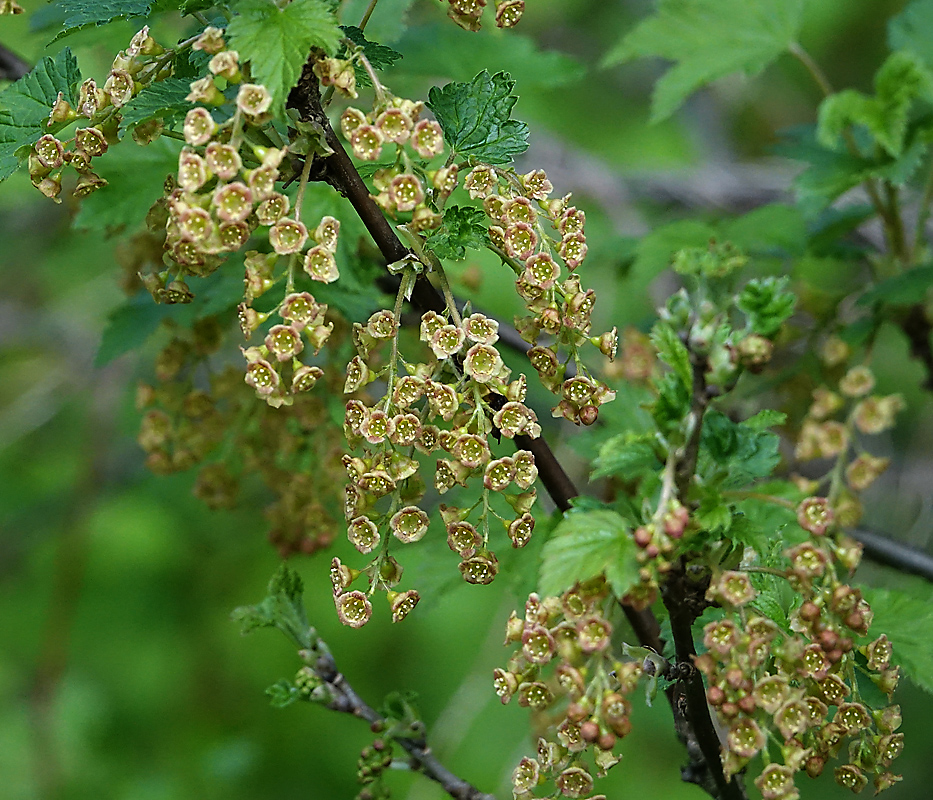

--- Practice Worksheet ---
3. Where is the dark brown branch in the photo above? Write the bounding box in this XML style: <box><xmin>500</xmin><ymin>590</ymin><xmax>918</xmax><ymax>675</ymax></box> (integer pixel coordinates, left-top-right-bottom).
<box><xmin>851</xmin><ymin>527</ymin><xmax>933</xmax><ymax>583</ymax></box>
<box><xmin>0</xmin><ymin>42</ymin><xmax>30</xmax><ymax>82</ymax></box>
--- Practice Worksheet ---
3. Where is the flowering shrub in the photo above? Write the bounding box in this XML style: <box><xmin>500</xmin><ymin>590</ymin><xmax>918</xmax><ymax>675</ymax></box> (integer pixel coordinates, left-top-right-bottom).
<box><xmin>3</xmin><ymin>1</ymin><xmax>933</xmax><ymax>799</ymax></box>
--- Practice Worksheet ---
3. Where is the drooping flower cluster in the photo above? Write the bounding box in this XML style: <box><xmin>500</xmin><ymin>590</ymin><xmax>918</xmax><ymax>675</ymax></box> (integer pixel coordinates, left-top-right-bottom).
<box><xmin>28</xmin><ymin>26</ymin><xmax>168</xmax><ymax>201</ymax></box>
<box><xmin>696</xmin><ymin>541</ymin><xmax>902</xmax><ymax>797</ymax></box>
<box><xmin>333</xmin><ymin>297</ymin><xmax>543</xmax><ymax>627</ymax></box>
<box><xmin>794</xmin><ymin>363</ymin><xmax>901</xmax><ymax>527</ymax></box>
<box><xmin>497</xmin><ymin>583</ymin><xmax>645</xmax><ymax>799</ymax></box>
<box><xmin>136</xmin><ymin>320</ymin><xmax>346</xmax><ymax>558</ymax></box>
<box><xmin>462</xmin><ymin>163</ymin><xmax>618</xmax><ymax>424</ymax></box>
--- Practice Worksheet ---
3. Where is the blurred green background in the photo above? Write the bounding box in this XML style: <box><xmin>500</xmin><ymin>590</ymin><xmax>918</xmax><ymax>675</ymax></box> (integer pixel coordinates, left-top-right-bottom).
<box><xmin>2</xmin><ymin>1</ymin><xmax>933</xmax><ymax>798</ymax></box>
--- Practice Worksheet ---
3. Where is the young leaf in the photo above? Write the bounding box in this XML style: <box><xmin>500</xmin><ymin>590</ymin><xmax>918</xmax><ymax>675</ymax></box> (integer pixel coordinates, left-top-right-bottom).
<box><xmin>699</xmin><ymin>409</ymin><xmax>782</xmax><ymax>489</ymax></box>
<box><xmin>590</xmin><ymin>433</ymin><xmax>661</xmax><ymax>481</ymax></box>
<box><xmin>889</xmin><ymin>0</ymin><xmax>933</xmax><ymax>73</ymax></box>
<box><xmin>426</xmin><ymin>70</ymin><xmax>529</xmax><ymax>164</ymax></box>
<box><xmin>340</xmin><ymin>25</ymin><xmax>402</xmax><ymax>71</ymax></box>
<box><xmin>539</xmin><ymin>508</ymin><xmax>638</xmax><ymax>598</ymax></box>
<box><xmin>650</xmin><ymin>322</ymin><xmax>692</xmax><ymax>390</ymax></box>
<box><xmin>817</xmin><ymin>51</ymin><xmax>933</xmax><ymax>158</ymax></box>
<box><xmin>46</xmin><ymin>0</ymin><xmax>153</xmax><ymax>43</ymax></box>
<box><xmin>0</xmin><ymin>48</ymin><xmax>81</xmax><ymax>181</ymax></box>
<box><xmin>226</xmin><ymin>0</ymin><xmax>342</xmax><ymax>116</ymax></box>
<box><xmin>231</xmin><ymin>563</ymin><xmax>314</xmax><ymax>649</ymax></box>
<box><xmin>118</xmin><ymin>78</ymin><xmax>196</xmax><ymax>135</ymax></box>
<box><xmin>266</xmin><ymin>679</ymin><xmax>300</xmax><ymax>708</ymax></box>
<box><xmin>425</xmin><ymin>205</ymin><xmax>489</xmax><ymax>260</ymax></box>
<box><xmin>602</xmin><ymin>0</ymin><xmax>805</xmax><ymax>123</ymax></box>
<box><xmin>862</xmin><ymin>585</ymin><xmax>933</xmax><ymax>694</ymax></box>
<box><xmin>736</xmin><ymin>276</ymin><xmax>796</xmax><ymax>337</ymax></box>
<box><xmin>856</xmin><ymin>265</ymin><xmax>933</xmax><ymax>308</ymax></box>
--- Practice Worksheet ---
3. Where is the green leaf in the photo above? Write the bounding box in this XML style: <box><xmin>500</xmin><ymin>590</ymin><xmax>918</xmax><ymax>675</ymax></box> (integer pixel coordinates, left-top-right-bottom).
<box><xmin>694</xmin><ymin>487</ymin><xmax>732</xmax><ymax>533</ymax></box>
<box><xmin>857</xmin><ymin>265</ymin><xmax>933</xmax><ymax>307</ymax></box>
<box><xmin>736</xmin><ymin>276</ymin><xmax>796</xmax><ymax>337</ymax></box>
<box><xmin>650</xmin><ymin>322</ymin><xmax>692</xmax><ymax>390</ymax></box>
<box><xmin>631</xmin><ymin>219</ymin><xmax>715</xmax><ymax>282</ymax></box>
<box><xmin>45</xmin><ymin>0</ymin><xmax>153</xmax><ymax>42</ymax></box>
<box><xmin>226</xmin><ymin>0</ymin><xmax>342</xmax><ymax>116</ymax></box>
<box><xmin>602</xmin><ymin>0</ymin><xmax>805</xmax><ymax>122</ymax></box>
<box><xmin>118</xmin><ymin>78</ymin><xmax>195</xmax><ymax>135</ymax></box>
<box><xmin>743</xmin><ymin>409</ymin><xmax>787</xmax><ymax>430</ymax></box>
<box><xmin>699</xmin><ymin>409</ymin><xmax>782</xmax><ymax>489</ymax></box>
<box><xmin>591</xmin><ymin>433</ymin><xmax>661</xmax><ymax>481</ymax></box>
<box><xmin>862</xmin><ymin>585</ymin><xmax>933</xmax><ymax>694</ymax></box>
<box><xmin>266</xmin><ymin>679</ymin><xmax>300</xmax><ymax>708</ymax></box>
<box><xmin>339</xmin><ymin>0</ymin><xmax>415</xmax><ymax>44</ymax></box>
<box><xmin>890</xmin><ymin>0</ymin><xmax>933</xmax><ymax>74</ymax></box>
<box><xmin>340</xmin><ymin>26</ymin><xmax>403</xmax><ymax>89</ymax></box>
<box><xmin>424</xmin><ymin>205</ymin><xmax>489</xmax><ymax>260</ymax></box>
<box><xmin>539</xmin><ymin>509</ymin><xmax>638</xmax><ymax>598</ymax></box>
<box><xmin>817</xmin><ymin>51</ymin><xmax>933</xmax><ymax>158</ymax></box>
<box><xmin>426</xmin><ymin>70</ymin><xmax>529</xmax><ymax>165</ymax></box>
<box><xmin>231</xmin><ymin>564</ymin><xmax>314</xmax><ymax>649</ymax></box>
<box><xmin>95</xmin><ymin>294</ymin><xmax>172</xmax><ymax>367</ymax></box>
<box><xmin>721</xmin><ymin>204</ymin><xmax>806</xmax><ymax>257</ymax></box>
<box><xmin>0</xmin><ymin>48</ymin><xmax>81</xmax><ymax>181</ymax></box>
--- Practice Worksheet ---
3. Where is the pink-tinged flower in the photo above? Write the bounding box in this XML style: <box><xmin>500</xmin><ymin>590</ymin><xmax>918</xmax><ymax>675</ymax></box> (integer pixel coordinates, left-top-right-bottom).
<box><xmin>511</xmin><ymin>756</ymin><xmax>539</xmax><ymax>792</ymax></box>
<box><xmin>213</xmin><ymin>181</ymin><xmax>253</xmax><ymax>222</ymax></box>
<box><xmin>463</xmin><ymin>313</ymin><xmax>498</xmax><ymax>344</ymax></box>
<box><xmin>390</xmin><ymin>506</ymin><xmax>430</xmax><ymax>543</ymax></box>
<box><xmin>389</xmin><ymin>589</ymin><xmax>420</xmax><ymax>623</ymax></box>
<box><xmin>452</xmin><ymin>434</ymin><xmax>490</xmax><ymax>468</ymax></box>
<box><xmin>555</xmin><ymin>765</ymin><xmax>594</xmax><ymax>798</ymax></box>
<box><xmin>344</xmin><ymin>355</ymin><xmax>370</xmax><ymax>393</ymax></box>
<box><xmin>375</xmin><ymin>107</ymin><xmax>413</xmax><ymax>143</ymax></box>
<box><xmin>495</xmin><ymin>0</ymin><xmax>524</xmax><ymax>28</ymax></box>
<box><xmin>796</xmin><ymin>496</ymin><xmax>834</xmax><ymax>536</ymax></box>
<box><xmin>340</xmin><ymin>107</ymin><xmax>368</xmax><ymax>139</ymax></box>
<box><xmin>366</xmin><ymin>309</ymin><xmax>398</xmax><ymax>339</ymax></box>
<box><xmin>34</xmin><ymin>135</ymin><xmax>64</xmax><ymax>169</ymax></box>
<box><xmin>507</xmin><ymin>513</ymin><xmax>535</xmax><ymax>547</ymax></box>
<box><xmin>503</xmin><ymin>222</ymin><xmax>537</xmax><ymax>260</ymax></box>
<box><xmin>264</xmin><ymin>324</ymin><xmax>303</xmax><ymax>361</ymax></box>
<box><xmin>464</xmin><ymin>165</ymin><xmax>497</xmax><ymax>198</ymax></box>
<box><xmin>178</xmin><ymin>148</ymin><xmax>209</xmax><ymax>192</ymax></box>
<box><xmin>459</xmin><ymin>552</ymin><xmax>499</xmax><ymax>585</ymax></box>
<box><xmin>303</xmin><ymin>245</ymin><xmax>339</xmax><ymax>282</ymax></box>
<box><xmin>75</xmin><ymin>127</ymin><xmax>108</xmax><ymax>157</ymax></box>
<box><xmin>493</xmin><ymin>402</ymin><xmax>531</xmax><ymax>438</ymax></box>
<box><xmin>246</xmin><ymin>165</ymin><xmax>277</xmax><ymax>201</ymax></box>
<box><xmin>205</xmin><ymin>142</ymin><xmax>242</xmax><ymax>180</ymax></box>
<box><xmin>280</xmin><ymin>292</ymin><xmax>323</xmax><ymax>326</ymax></box>
<box><xmin>291</xmin><ymin>365</ymin><xmax>323</xmax><ymax>393</ymax></box>
<box><xmin>425</xmin><ymin>381</ymin><xmax>459</xmax><ymax>420</ymax></box>
<box><xmin>389</xmin><ymin>413</ymin><xmax>421</xmax><ymax>447</ymax></box>
<box><xmin>463</xmin><ymin>343</ymin><xmax>503</xmax><ymax>383</ymax></box>
<box><xmin>389</xmin><ymin>173</ymin><xmax>424</xmax><ymax>212</ymax></box>
<box><xmin>521</xmin><ymin>168</ymin><xmax>552</xmax><ymax>199</ymax></box>
<box><xmin>524</xmin><ymin>253</ymin><xmax>560</xmax><ymax>289</ymax></box>
<box><xmin>270</xmin><ymin>219</ymin><xmax>308</xmax><ymax>255</ymax></box>
<box><xmin>359</xmin><ymin>409</ymin><xmax>392</xmax><ymax>443</ymax></box>
<box><xmin>243</xmin><ymin>356</ymin><xmax>279</xmax><ymax>397</ymax></box>
<box><xmin>513</xmin><ymin>450</ymin><xmax>537</xmax><ymax>489</ymax></box>
<box><xmin>484</xmin><ymin>457</ymin><xmax>515</xmax><ymax>491</ymax></box>
<box><xmin>727</xmin><ymin>717</ymin><xmax>765</xmax><ymax>758</ymax></box>
<box><xmin>446</xmin><ymin>521</ymin><xmax>480</xmax><ymax>556</ymax></box>
<box><xmin>256</xmin><ymin>193</ymin><xmax>289</xmax><ymax>225</ymax></box>
<box><xmin>349</xmin><ymin>124</ymin><xmax>383</xmax><ymax>160</ymax></box>
<box><xmin>104</xmin><ymin>68</ymin><xmax>134</xmax><ymax>107</ymax></box>
<box><xmin>191</xmin><ymin>26</ymin><xmax>225</xmax><ymax>54</ymax></box>
<box><xmin>313</xmin><ymin>215</ymin><xmax>340</xmax><ymax>252</ymax></box>
<box><xmin>335</xmin><ymin>590</ymin><xmax>372</xmax><ymax>628</ymax></box>
<box><xmin>347</xmin><ymin>515</ymin><xmax>380</xmax><ymax>553</ymax></box>
<box><xmin>183</xmin><ymin>107</ymin><xmax>216</xmax><ymax>146</ymax></box>
<box><xmin>236</xmin><ymin>83</ymin><xmax>271</xmax><ymax>116</ymax></box>
<box><xmin>411</xmin><ymin>119</ymin><xmax>444</xmax><ymax>158</ymax></box>
<box><xmin>559</xmin><ymin>231</ymin><xmax>587</xmax><ymax>268</ymax></box>
<box><xmin>755</xmin><ymin>764</ymin><xmax>797</xmax><ymax>800</ymax></box>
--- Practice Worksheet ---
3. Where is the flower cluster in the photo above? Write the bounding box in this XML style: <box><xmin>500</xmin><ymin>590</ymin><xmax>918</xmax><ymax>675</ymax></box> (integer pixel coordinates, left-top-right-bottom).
<box><xmin>340</xmin><ymin>96</ymin><xmax>447</xmax><ymax>227</ymax></box>
<box><xmin>497</xmin><ymin>583</ymin><xmax>644</xmax><ymax>799</ymax></box>
<box><xmin>334</xmin><ymin>299</ymin><xmax>543</xmax><ymax>626</ymax></box>
<box><xmin>696</xmin><ymin>542</ymin><xmax>902</xmax><ymax>797</ymax></box>
<box><xmin>29</xmin><ymin>27</ymin><xmax>168</xmax><ymax>201</ymax></box>
<box><xmin>136</xmin><ymin>320</ymin><xmax>346</xmax><ymax>557</ymax></box>
<box><xmin>794</xmin><ymin>364</ymin><xmax>901</xmax><ymax>527</ymax></box>
<box><xmin>440</xmin><ymin>0</ymin><xmax>525</xmax><ymax>31</ymax></box>
<box><xmin>463</xmin><ymin>163</ymin><xmax>617</xmax><ymax>423</ymax></box>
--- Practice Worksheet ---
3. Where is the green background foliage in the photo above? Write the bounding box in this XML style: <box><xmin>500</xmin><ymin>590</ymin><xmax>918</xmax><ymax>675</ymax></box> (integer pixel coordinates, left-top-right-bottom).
<box><xmin>2</xmin><ymin>0</ymin><xmax>933</xmax><ymax>798</ymax></box>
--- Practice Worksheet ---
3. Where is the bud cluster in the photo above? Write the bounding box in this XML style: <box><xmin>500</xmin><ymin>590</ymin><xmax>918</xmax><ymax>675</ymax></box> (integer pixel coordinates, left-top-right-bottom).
<box><xmin>695</xmin><ymin>537</ymin><xmax>902</xmax><ymax>797</ymax></box>
<box><xmin>497</xmin><ymin>584</ymin><xmax>643</xmax><ymax>799</ymax></box>
<box><xmin>29</xmin><ymin>26</ymin><xmax>169</xmax><ymax>202</ymax></box>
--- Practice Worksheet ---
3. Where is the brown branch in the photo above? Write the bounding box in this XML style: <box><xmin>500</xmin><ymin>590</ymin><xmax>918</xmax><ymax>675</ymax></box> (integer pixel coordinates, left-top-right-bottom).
<box><xmin>900</xmin><ymin>303</ymin><xmax>933</xmax><ymax>391</ymax></box>
<box><xmin>0</xmin><ymin>41</ymin><xmax>30</xmax><ymax>81</ymax></box>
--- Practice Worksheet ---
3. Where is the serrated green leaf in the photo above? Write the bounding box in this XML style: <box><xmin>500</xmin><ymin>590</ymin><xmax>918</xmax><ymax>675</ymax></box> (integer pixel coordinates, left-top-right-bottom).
<box><xmin>118</xmin><ymin>78</ymin><xmax>195</xmax><ymax>135</ymax></box>
<box><xmin>743</xmin><ymin>409</ymin><xmax>787</xmax><ymax>430</ymax></box>
<box><xmin>650</xmin><ymin>322</ymin><xmax>692</xmax><ymax>390</ymax></box>
<box><xmin>539</xmin><ymin>509</ymin><xmax>637</xmax><ymax>598</ymax></box>
<box><xmin>95</xmin><ymin>294</ymin><xmax>172</xmax><ymax>367</ymax></box>
<box><xmin>862</xmin><ymin>585</ymin><xmax>933</xmax><ymax>694</ymax></box>
<box><xmin>424</xmin><ymin>205</ymin><xmax>489</xmax><ymax>260</ymax></box>
<box><xmin>426</xmin><ymin>70</ymin><xmax>528</xmax><ymax>165</ymax></box>
<box><xmin>652</xmin><ymin>371</ymin><xmax>691</xmax><ymax>432</ymax></box>
<box><xmin>46</xmin><ymin>0</ymin><xmax>153</xmax><ymax>43</ymax></box>
<box><xmin>226</xmin><ymin>0</ymin><xmax>341</xmax><ymax>117</ymax></box>
<box><xmin>602</xmin><ymin>0</ymin><xmax>805</xmax><ymax>123</ymax></box>
<box><xmin>694</xmin><ymin>488</ymin><xmax>732</xmax><ymax>533</ymax></box>
<box><xmin>737</xmin><ymin>276</ymin><xmax>796</xmax><ymax>337</ymax></box>
<box><xmin>0</xmin><ymin>49</ymin><xmax>81</xmax><ymax>181</ymax></box>
<box><xmin>817</xmin><ymin>51</ymin><xmax>933</xmax><ymax>158</ymax></box>
<box><xmin>699</xmin><ymin>409</ymin><xmax>782</xmax><ymax>489</ymax></box>
<box><xmin>230</xmin><ymin>563</ymin><xmax>313</xmax><ymax>649</ymax></box>
<box><xmin>890</xmin><ymin>0</ymin><xmax>933</xmax><ymax>71</ymax></box>
<box><xmin>591</xmin><ymin>433</ymin><xmax>661</xmax><ymax>481</ymax></box>
<box><xmin>857</xmin><ymin>265</ymin><xmax>933</xmax><ymax>307</ymax></box>
<box><xmin>721</xmin><ymin>204</ymin><xmax>806</xmax><ymax>256</ymax></box>
<box><xmin>340</xmin><ymin>26</ymin><xmax>403</xmax><ymax>89</ymax></box>
<box><xmin>266</xmin><ymin>679</ymin><xmax>300</xmax><ymax>708</ymax></box>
